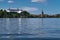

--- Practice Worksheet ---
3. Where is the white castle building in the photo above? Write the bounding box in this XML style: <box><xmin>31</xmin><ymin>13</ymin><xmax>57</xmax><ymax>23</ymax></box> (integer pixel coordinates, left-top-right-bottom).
<box><xmin>6</xmin><ymin>8</ymin><xmax>23</xmax><ymax>13</ymax></box>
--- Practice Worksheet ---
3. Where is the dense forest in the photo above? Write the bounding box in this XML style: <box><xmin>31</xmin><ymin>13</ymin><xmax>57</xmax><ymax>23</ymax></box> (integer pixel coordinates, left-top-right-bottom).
<box><xmin>0</xmin><ymin>9</ymin><xmax>60</xmax><ymax>18</ymax></box>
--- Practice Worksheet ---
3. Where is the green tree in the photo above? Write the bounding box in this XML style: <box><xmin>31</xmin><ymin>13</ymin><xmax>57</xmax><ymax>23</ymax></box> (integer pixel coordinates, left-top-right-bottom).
<box><xmin>20</xmin><ymin>11</ymin><xmax>30</xmax><ymax>18</ymax></box>
<box><xmin>0</xmin><ymin>9</ymin><xmax>4</xmax><ymax>18</ymax></box>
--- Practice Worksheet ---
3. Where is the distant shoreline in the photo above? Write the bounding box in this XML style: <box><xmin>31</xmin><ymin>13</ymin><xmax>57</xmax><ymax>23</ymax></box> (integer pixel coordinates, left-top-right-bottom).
<box><xmin>0</xmin><ymin>9</ymin><xmax>60</xmax><ymax>18</ymax></box>
<box><xmin>0</xmin><ymin>38</ymin><xmax>60</xmax><ymax>40</ymax></box>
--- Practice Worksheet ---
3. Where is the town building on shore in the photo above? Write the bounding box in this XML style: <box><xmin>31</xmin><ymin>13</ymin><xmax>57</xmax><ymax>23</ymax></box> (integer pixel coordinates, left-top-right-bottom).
<box><xmin>39</xmin><ymin>10</ymin><xmax>45</xmax><ymax>18</ymax></box>
<box><xmin>6</xmin><ymin>8</ymin><xmax>23</xmax><ymax>13</ymax></box>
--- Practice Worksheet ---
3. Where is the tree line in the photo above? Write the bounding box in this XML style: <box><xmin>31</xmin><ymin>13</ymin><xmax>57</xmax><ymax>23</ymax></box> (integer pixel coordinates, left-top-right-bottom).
<box><xmin>0</xmin><ymin>9</ymin><xmax>60</xmax><ymax>18</ymax></box>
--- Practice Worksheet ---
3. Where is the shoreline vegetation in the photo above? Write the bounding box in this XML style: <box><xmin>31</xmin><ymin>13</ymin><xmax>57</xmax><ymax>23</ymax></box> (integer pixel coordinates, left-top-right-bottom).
<box><xmin>0</xmin><ymin>9</ymin><xmax>60</xmax><ymax>18</ymax></box>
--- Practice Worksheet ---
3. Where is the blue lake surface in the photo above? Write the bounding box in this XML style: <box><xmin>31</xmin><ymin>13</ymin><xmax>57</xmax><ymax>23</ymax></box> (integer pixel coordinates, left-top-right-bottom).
<box><xmin>0</xmin><ymin>18</ymin><xmax>60</xmax><ymax>40</ymax></box>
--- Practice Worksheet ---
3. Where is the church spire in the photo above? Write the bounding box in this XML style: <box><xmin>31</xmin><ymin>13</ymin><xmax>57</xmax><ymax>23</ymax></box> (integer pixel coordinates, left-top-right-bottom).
<box><xmin>40</xmin><ymin>10</ymin><xmax>44</xmax><ymax>18</ymax></box>
<box><xmin>42</xmin><ymin>10</ymin><xmax>44</xmax><ymax>14</ymax></box>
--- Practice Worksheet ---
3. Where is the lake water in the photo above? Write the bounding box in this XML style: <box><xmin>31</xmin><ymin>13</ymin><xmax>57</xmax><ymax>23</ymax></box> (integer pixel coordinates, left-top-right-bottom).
<box><xmin>0</xmin><ymin>18</ymin><xmax>60</xmax><ymax>40</ymax></box>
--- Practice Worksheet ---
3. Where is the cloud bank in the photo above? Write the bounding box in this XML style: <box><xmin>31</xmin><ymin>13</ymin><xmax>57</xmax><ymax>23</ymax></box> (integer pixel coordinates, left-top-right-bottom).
<box><xmin>8</xmin><ymin>0</ymin><xmax>14</xmax><ymax>3</ymax></box>
<box><xmin>32</xmin><ymin>0</ymin><xmax>47</xmax><ymax>3</ymax></box>
<box><xmin>22</xmin><ymin>7</ymin><xmax>38</xmax><ymax>11</ymax></box>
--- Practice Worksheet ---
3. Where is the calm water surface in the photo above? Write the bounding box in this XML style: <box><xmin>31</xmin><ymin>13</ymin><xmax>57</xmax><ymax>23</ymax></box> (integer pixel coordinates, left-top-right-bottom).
<box><xmin>0</xmin><ymin>18</ymin><xmax>60</xmax><ymax>40</ymax></box>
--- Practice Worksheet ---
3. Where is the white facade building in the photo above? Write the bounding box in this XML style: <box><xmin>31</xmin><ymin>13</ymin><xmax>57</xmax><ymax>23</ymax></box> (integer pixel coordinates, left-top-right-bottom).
<box><xmin>6</xmin><ymin>8</ymin><xmax>22</xmax><ymax>13</ymax></box>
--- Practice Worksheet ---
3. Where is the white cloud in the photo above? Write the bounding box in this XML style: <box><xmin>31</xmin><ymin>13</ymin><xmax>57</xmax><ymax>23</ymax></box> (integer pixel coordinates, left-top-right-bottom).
<box><xmin>32</xmin><ymin>0</ymin><xmax>47</xmax><ymax>2</ymax></box>
<box><xmin>22</xmin><ymin>7</ymin><xmax>38</xmax><ymax>11</ymax></box>
<box><xmin>8</xmin><ymin>0</ymin><xmax>14</xmax><ymax>3</ymax></box>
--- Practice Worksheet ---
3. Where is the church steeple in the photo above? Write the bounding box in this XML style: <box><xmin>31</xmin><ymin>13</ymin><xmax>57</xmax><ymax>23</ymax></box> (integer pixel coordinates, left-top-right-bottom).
<box><xmin>40</xmin><ymin>10</ymin><xmax>44</xmax><ymax>18</ymax></box>
<box><xmin>42</xmin><ymin>10</ymin><xmax>44</xmax><ymax>14</ymax></box>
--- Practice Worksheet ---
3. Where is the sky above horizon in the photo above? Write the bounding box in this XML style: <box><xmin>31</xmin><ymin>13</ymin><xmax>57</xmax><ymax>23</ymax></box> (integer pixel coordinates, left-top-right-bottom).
<box><xmin>0</xmin><ymin>0</ymin><xmax>60</xmax><ymax>14</ymax></box>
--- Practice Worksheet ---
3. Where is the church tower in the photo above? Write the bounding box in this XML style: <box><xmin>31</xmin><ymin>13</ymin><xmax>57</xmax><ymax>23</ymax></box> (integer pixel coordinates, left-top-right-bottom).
<box><xmin>40</xmin><ymin>10</ymin><xmax>44</xmax><ymax>18</ymax></box>
<box><xmin>42</xmin><ymin>10</ymin><xmax>44</xmax><ymax>14</ymax></box>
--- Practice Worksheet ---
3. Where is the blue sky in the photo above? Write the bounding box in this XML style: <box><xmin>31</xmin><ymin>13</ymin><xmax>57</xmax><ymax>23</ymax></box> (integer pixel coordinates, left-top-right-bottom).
<box><xmin>0</xmin><ymin>0</ymin><xmax>60</xmax><ymax>14</ymax></box>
